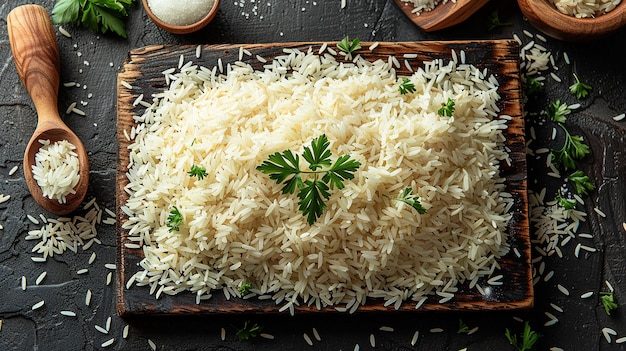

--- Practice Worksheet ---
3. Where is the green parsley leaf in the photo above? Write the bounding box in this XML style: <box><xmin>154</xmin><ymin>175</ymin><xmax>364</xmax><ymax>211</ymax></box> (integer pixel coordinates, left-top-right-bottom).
<box><xmin>238</xmin><ymin>282</ymin><xmax>253</xmax><ymax>296</ymax></box>
<box><xmin>550</xmin><ymin>124</ymin><xmax>591</xmax><ymax>171</ymax></box>
<box><xmin>569</xmin><ymin>73</ymin><xmax>592</xmax><ymax>99</ymax></box>
<box><xmin>567</xmin><ymin>170</ymin><xmax>595</xmax><ymax>197</ymax></box>
<box><xmin>487</xmin><ymin>10</ymin><xmax>512</xmax><ymax>31</ymax></box>
<box><xmin>52</xmin><ymin>0</ymin><xmax>137</xmax><ymax>38</ymax></box>
<box><xmin>600</xmin><ymin>291</ymin><xmax>618</xmax><ymax>315</ymax></box>
<box><xmin>257</xmin><ymin>135</ymin><xmax>360</xmax><ymax>225</ymax></box>
<box><xmin>395</xmin><ymin>187</ymin><xmax>427</xmax><ymax>214</ymax></box>
<box><xmin>166</xmin><ymin>206</ymin><xmax>183</xmax><ymax>232</ymax></box>
<box><xmin>555</xmin><ymin>191</ymin><xmax>576</xmax><ymax>210</ymax></box>
<box><xmin>337</xmin><ymin>36</ymin><xmax>361</xmax><ymax>55</ymax></box>
<box><xmin>505</xmin><ymin>322</ymin><xmax>541</xmax><ymax>351</ymax></box>
<box><xmin>235</xmin><ymin>321</ymin><xmax>263</xmax><ymax>340</ymax></box>
<box><xmin>546</xmin><ymin>100</ymin><xmax>571</xmax><ymax>124</ymax></box>
<box><xmin>458</xmin><ymin>319</ymin><xmax>470</xmax><ymax>334</ymax></box>
<box><xmin>187</xmin><ymin>165</ymin><xmax>208</xmax><ymax>180</ymax></box>
<box><xmin>438</xmin><ymin>98</ymin><xmax>455</xmax><ymax>117</ymax></box>
<box><xmin>523</xmin><ymin>76</ymin><xmax>543</xmax><ymax>96</ymax></box>
<box><xmin>399</xmin><ymin>78</ymin><xmax>416</xmax><ymax>95</ymax></box>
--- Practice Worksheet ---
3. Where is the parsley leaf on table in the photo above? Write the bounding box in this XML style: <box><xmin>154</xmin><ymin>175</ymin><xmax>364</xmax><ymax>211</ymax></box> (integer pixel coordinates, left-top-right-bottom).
<box><xmin>555</xmin><ymin>190</ymin><xmax>576</xmax><ymax>210</ymax></box>
<box><xmin>569</xmin><ymin>73</ymin><xmax>592</xmax><ymax>99</ymax></box>
<box><xmin>523</xmin><ymin>76</ymin><xmax>543</xmax><ymax>96</ymax></box>
<box><xmin>567</xmin><ymin>170</ymin><xmax>595</xmax><ymax>197</ymax></box>
<box><xmin>257</xmin><ymin>135</ymin><xmax>360</xmax><ymax>225</ymax></box>
<box><xmin>546</xmin><ymin>100</ymin><xmax>571</xmax><ymax>124</ymax></box>
<box><xmin>505</xmin><ymin>322</ymin><xmax>541</xmax><ymax>351</ymax></box>
<box><xmin>337</xmin><ymin>36</ymin><xmax>361</xmax><ymax>55</ymax></box>
<box><xmin>600</xmin><ymin>291</ymin><xmax>618</xmax><ymax>315</ymax></box>
<box><xmin>52</xmin><ymin>0</ymin><xmax>137</xmax><ymax>38</ymax></box>
<box><xmin>487</xmin><ymin>10</ymin><xmax>512</xmax><ymax>31</ymax></box>
<box><xmin>235</xmin><ymin>321</ymin><xmax>263</xmax><ymax>340</ymax></box>
<box><xmin>457</xmin><ymin>319</ymin><xmax>470</xmax><ymax>334</ymax></box>
<box><xmin>399</xmin><ymin>78</ymin><xmax>416</xmax><ymax>95</ymax></box>
<box><xmin>550</xmin><ymin>125</ymin><xmax>591</xmax><ymax>171</ymax></box>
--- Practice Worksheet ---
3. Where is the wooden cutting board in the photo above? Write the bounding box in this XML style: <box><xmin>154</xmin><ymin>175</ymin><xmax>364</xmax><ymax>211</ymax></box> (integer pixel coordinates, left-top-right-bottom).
<box><xmin>116</xmin><ymin>40</ymin><xmax>531</xmax><ymax>316</ymax></box>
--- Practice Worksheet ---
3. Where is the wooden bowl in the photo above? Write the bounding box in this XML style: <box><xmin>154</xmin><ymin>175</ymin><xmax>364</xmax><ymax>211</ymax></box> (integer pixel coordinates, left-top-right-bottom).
<box><xmin>518</xmin><ymin>0</ymin><xmax>626</xmax><ymax>41</ymax></box>
<box><xmin>142</xmin><ymin>0</ymin><xmax>220</xmax><ymax>34</ymax></box>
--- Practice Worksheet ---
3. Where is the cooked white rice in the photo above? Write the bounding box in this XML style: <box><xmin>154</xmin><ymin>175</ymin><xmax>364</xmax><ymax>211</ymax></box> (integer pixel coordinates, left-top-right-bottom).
<box><xmin>31</xmin><ymin>139</ymin><xmax>80</xmax><ymax>204</ymax></box>
<box><xmin>549</xmin><ymin>0</ymin><xmax>621</xmax><ymax>18</ymax></box>
<box><xmin>123</xmin><ymin>47</ymin><xmax>513</xmax><ymax>311</ymax></box>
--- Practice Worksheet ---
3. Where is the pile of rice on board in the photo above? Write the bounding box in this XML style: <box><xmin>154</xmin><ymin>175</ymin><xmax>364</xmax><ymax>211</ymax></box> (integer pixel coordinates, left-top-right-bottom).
<box><xmin>120</xmin><ymin>43</ymin><xmax>521</xmax><ymax>314</ymax></box>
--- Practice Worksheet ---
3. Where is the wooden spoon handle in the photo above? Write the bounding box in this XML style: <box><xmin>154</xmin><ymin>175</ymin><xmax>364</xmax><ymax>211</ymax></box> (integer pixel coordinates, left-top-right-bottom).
<box><xmin>8</xmin><ymin>5</ymin><xmax>61</xmax><ymax>123</ymax></box>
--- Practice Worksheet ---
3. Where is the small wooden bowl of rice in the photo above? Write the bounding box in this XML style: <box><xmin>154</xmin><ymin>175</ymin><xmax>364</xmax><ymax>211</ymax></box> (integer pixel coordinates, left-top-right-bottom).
<box><xmin>518</xmin><ymin>0</ymin><xmax>626</xmax><ymax>41</ymax></box>
<box><xmin>142</xmin><ymin>0</ymin><xmax>220</xmax><ymax>34</ymax></box>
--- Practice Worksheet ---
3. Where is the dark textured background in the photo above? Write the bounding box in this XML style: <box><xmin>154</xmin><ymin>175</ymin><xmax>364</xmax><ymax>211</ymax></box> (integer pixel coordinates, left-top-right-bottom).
<box><xmin>0</xmin><ymin>0</ymin><xmax>625</xmax><ymax>350</ymax></box>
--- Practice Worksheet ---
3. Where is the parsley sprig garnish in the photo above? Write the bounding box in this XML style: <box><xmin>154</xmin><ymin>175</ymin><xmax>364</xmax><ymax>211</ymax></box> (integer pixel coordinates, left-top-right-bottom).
<box><xmin>600</xmin><ymin>291</ymin><xmax>618</xmax><ymax>315</ymax></box>
<box><xmin>235</xmin><ymin>321</ymin><xmax>263</xmax><ymax>340</ymax></box>
<box><xmin>188</xmin><ymin>165</ymin><xmax>208</xmax><ymax>180</ymax></box>
<box><xmin>52</xmin><ymin>0</ymin><xmax>137</xmax><ymax>38</ymax></box>
<box><xmin>554</xmin><ymin>190</ymin><xmax>576</xmax><ymax>210</ymax></box>
<box><xmin>438</xmin><ymin>98</ymin><xmax>456</xmax><ymax>117</ymax></box>
<box><xmin>399</xmin><ymin>78</ymin><xmax>416</xmax><ymax>95</ymax></box>
<box><xmin>505</xmin><ymin>322</ymin><xmax>541</xmax><ymax>351</ymax></box>
<box><xmin>457</xmin><ymin>319</ymin><xmax>470</xmax><ymax>334</ymax></box>
<box><xmin>337</xmin><ymin>36</ymin><xmax>361</xmax><ymax>56</ymax></box>
<box><xmin>487</xmin><ymin>10</ymin><xmax>512</xmax><ymax>31</ymax></box>
<box><xmin>395</xmin><ymin>187</ymin><xmax>426</xmax><ymax>214</ymax></box>
<box><xmin>166</xmin><ymin>206</ymin><xmax>183</xmax><ymax>232</ymax></box>
<box><xmin>523</xmin><ymin>76</ymin><xmax>543</xmax><ymax>96</ymax></box>
<box><xmin>569</xmin><ymin>73</ymin><xmax>592</xmax><ymax>99</ymax></box>
<box><xmin>546</xmin><ymin>100</ymin><xmax>590</xmax><ymax>171</ymax></box>
<box><xmin>567</xmin><ymin>170</ymin><xmax>595</xmax><ymax>196</ymax></box>
<box><xmin>238</xmin><ymin>282</ymin><xmax>253</xmax><ymax>296</ymax></box>
<box><xmin>257</xmin><ymin>135</ymin><xmax>361</xmax><ymax>225</ymax></box>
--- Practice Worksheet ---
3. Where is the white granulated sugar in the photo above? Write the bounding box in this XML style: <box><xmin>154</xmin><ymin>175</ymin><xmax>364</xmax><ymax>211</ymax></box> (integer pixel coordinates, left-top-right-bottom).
<box><xmin>401</xmin><ymin>0</ymin><xmax>456</xmax><ymax>15</ymax></box>
<box><xmin>549</xmin><ymin>0</ymin><xmax>621</xmax><ymax>18</ymax></box>
<box><xmin>31</xmin><ymin>140</ymin><xmax>80</xmax><ymax>204</ymax></box>
<box><xmin>123</xmin><ymin>48</ymin><xmax>513</xmax><ymax>313</ymax></box>
<box><xmin>147</xmin><ymin>0</ymin><xmax>215</xmax><ymax>26</ymax></box>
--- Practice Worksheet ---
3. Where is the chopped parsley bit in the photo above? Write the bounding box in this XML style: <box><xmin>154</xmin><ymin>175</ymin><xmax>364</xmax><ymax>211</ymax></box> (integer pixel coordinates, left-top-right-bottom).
<box><xmin>52</xmin><ymin>0</ymin><xmax>137</xmax><ymax>38</ymax></box>
<box><xmin>238</xmin><ymin>282</ymin><xmax>253</xmax><ymax>296</ymax></box>
<box><xmin>188</xmin><ymin>165</ymin><xmax>208</xmax><ymax>180</ymax></box>
<box><xmin>166</xmin><ymin>206</ymin><xmax>183</xmax><ymax>232</ymax></box>
<box><xmin>487</xmin><ymin>10</ymin><xmax>512</xmax><ymax>31</ymax></box>
<box><xmin>438</xmin><ymin>98</ymin><xmax>455</xmax><ymax>117</ymax></box>
<box><xmin>399</xmin><ymin>78</ymin><xmax>416</xmax><ymax>95</ymax></box>
<box><xmin>600</xmin><ymin>291</ymin><xmax>618</xmax><ymax>315</ymax></box>
<box><xmin>505</xmin><ymin>322</ymin><xmax>541</xmax><ymax>351</ymax></box>
<box><xmin>550</xmin><ymin>124</ymin><xmax>591</xmax><ymax>171</ymax></box>
<box><xmin>567</xmin><ymin>170</ymin><xmax>595</xmax><ymax>197</ymax></box>
<box><xmin>523</xmin><ymin>76</ymin><xmax>543</xmax><ymax>96</ymax></box>
<box><xmin>457</xmin><ymin>319</ymin><xmax>470</xmax><ymax>334</ymax></box>
<box><xmin>337</xmin><ymin>36</ymin><xmax>361</xmax><ymax>55</ymax></box>
<box><xmin>235</xmin><ymin>321</ymin><xmax>263</xmax><ymax>340</ymax></box>
<box><xmin>257</xmin><ymin>135</ymin><xmax>361</xmax><ymax>225</ymax></box>
<box><xmin>555</xmin><ymin>190</ymin><xmax>576</xmax><ymax>210</ymax></box>
<box><xmin>569</xmin><ymin>73</ymin><xmax>592</xmax><ymax>99</ymax></box>
<box><xmin>395</xmin><ymin>187</ymin><xmax>427</xmax><ymax>214</ymax></box>
<box><xmin>546</xmin><ymin>100</ymin><xmax>571</xmax><ymax>124</ymax></box>
<box><xmin>191</xmin><ymin>138</ymin><xmax>196</xmax><ymax>146</ymax></box>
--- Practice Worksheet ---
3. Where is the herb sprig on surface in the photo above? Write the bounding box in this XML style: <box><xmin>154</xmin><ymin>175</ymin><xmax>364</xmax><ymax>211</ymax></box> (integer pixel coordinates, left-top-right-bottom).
<box><xmin>546</xmin><ymin>100</ymin><xmax>571</xmax><ymax>124</ymax></box>
<box><xmin>457</xmin><ymin>319</ymin><xmax>470</xmax><ymax>334</ymax></box>
<box><xmin>52</xmin><ymin>0</ymin><xmax>137</xmax><ymax>38</ymax></box>
<box><xmin>438</xmin><ymin>98</ymin><xmax>456</xmax><ymax>117</ymax></box>
<box><xmin>555</xmin><ymin>190</ymin><xmax>576</xmax><ymax>210</ymax></box>
<box><xmin>567</xmin><ymin>170</ymin><xmax>595</xmax><ymax>197</ymax></box>
<box><xmin>395</xmin><ymin>187</ymin><xmax>426</xmax><ymax>214</ymax></box>
<box><xmin>569</xmin><ymin>73</ymin><xmax>592</xmax><ymax>99</ymax></box>
<box><xmin>399</xmin><ymin>78</ymin><xmax>416</xmax><ymax>95</ymax></box>
<box><xmin>505</xmin><ymin>322</ymin><xmax>541</xmax><ymax>351</ymax></box>
<box><xmin>337</xmin><ymin>36</ymin><xmax>361</xmax><ymax>56</ymax></box>
<box><xmin>600</xmin><ymin>291</ymin><xmax>618</xmax><ymax>315</ymax></box>
<box><xmin>235</xmin><ymin>321</ymin><xmax>263</xmax><ymax>340</ymax></box>
<box><xmin>487</xmin><ymin>10</ymin><xmax>512</xmax><ymax>31</ymax></box>
<box><xmin>257</xmin><ymin>135</ymin><xmax>361</xmax><ymax>225</ymax></box>
<box><xmin>166</xmin><ymin>206</ymin><xmax>183</xmax><ymax>232</ymax></box>
<box><xmin>546</xmin><ymin>100</ymin><xmax>591</xmax><ymax>171</ymax></box>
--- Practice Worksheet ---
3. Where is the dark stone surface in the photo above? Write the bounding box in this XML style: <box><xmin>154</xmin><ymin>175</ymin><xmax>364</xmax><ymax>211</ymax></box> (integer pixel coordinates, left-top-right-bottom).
<box><xmin>0</xmin><ymin>0</ymin><xmax>624</xmax><ymax>350</ymax></box>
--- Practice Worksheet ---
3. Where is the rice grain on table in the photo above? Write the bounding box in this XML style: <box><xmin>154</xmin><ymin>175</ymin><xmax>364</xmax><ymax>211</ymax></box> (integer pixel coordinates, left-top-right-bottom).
<box><xmin>123</xmin><ymin>48</ymin><xmax>514</xmax><ymax>312</ymax></box>
<box><xmin>32</xmin><ymin>300</ymin><xmax>45</xmax><ymax>310</ymax></box>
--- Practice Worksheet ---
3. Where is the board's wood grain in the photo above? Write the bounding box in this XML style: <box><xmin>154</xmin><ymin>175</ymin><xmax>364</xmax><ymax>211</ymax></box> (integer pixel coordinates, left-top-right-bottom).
<box><xmin>116</xmin><ymin>40</ymin><xmax>531</xmax><ymax>316</ymax></box>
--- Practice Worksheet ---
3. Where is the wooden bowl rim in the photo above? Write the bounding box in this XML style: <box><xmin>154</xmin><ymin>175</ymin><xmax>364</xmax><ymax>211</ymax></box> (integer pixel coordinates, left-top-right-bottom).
<box><xmin>142</xmin><ymin>0</ymin><xmax>220</xmax><ymax>34</ymax></box>
<box><xmin>519</xmin><ymin>0</ymin><xmax>626</xmax><ymax>38</ymax></box>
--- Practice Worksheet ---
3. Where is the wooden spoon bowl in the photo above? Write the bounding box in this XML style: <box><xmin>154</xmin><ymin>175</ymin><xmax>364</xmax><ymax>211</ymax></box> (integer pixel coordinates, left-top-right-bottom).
<box><xmin>394</xmin><ymin>0</ymin><xmax>491</xmax><ymax>32</ymax></box>
<box><xmin>142</xmin><ymin>0</ymin><xmax>220</xmax><ymax>34</ymax></box>
<box><xmin>518</xmin><ymin>0</ymin><xmax>626</xmax><ymax>41</ymax></box>
<box><xmin>8</xmin><ymin>5</ymin><xmax>90</xmax><ymax>215</ymax></box>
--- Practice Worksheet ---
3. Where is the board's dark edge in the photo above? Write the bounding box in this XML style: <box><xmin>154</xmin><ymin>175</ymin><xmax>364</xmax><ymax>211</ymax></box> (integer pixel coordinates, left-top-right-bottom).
<box><xmin>116</xmin><ymin>41</ymin><xmax>531</xmax><ymax>316</ymax></box>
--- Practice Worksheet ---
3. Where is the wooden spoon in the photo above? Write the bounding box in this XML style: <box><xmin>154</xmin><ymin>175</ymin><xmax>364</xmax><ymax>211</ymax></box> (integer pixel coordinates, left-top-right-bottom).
<box><xmin>394</xmin><ymin>0</ymin><xmax>491</xmax><ymax>32</ymax></box>
<box><xmin>8</xmin><ymin>5</ymin><xmax>90</xmax><ymax>215</ymax></box>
